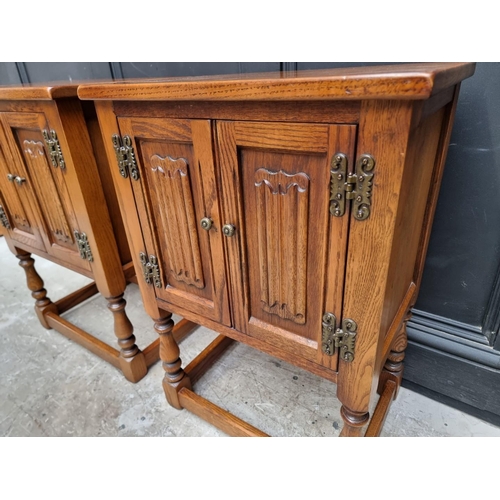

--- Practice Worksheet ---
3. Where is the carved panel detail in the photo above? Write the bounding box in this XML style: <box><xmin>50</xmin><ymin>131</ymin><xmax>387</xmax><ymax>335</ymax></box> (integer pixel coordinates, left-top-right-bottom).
<box><xmin>150</xmin><ymin>154</ymin><xmax>205</xmax><ymax>289</ymax></box>
<box><xmin>255</xmin><ymin>168</ymin><xmax>310</xmax><ymax>324</ymax></box>
<box><xmin>13</xmin><ymin>212</ymin><xmax>32</xmax><ymax>232</ymax></box>
<box><xmin>23</xmin><ymin>139</ymin><xmax>45</xmax><ymax>157</ymax></box>
<box><xmin>22</xmin><ymin>140</ymin><xmax>73</xmax><ymax>245</ymax></box>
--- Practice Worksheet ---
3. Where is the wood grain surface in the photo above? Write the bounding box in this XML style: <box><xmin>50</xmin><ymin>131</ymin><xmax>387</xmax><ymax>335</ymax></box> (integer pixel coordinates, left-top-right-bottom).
<box><xmin>0</xmin><ymin>95</ymin><xmax>159</xmax><ymax>383</ymax></box>
<box><xmin>178</xmin><ymin>388</ymin><xmax>269</xmax><ymax>437</ymax></box>
<box><xmin>0</xmin><ymin>84</ymin><xmax>79</xmax><ymax>101</ymax></box>
<box><xmin>78</xmin><ymin>63</ymin><xmax>475</xmax><ymax>101</ymax></box>
<box><xmin>85</xmin><ymin>65</ymin><xmax>475</xmax><ymax>435</ymax></box>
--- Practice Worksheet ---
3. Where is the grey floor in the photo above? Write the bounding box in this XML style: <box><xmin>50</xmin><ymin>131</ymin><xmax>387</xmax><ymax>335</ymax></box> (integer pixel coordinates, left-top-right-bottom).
<box><xmin>1</xmin><ymin>236</ymin><xmax>499</xmax><ymax>437</ymax></box>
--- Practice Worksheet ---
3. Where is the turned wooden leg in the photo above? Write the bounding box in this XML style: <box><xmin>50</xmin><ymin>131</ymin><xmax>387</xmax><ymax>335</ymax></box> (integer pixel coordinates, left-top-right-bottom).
<box><xmin>107</xmin><ymin>293</ymin><xmax>147</xmax><ymax>383</ymax></box>
<box><xmin>340</xmin><ymin>406</ymin><xmax>370</xmax><ymax>437</ymax></box>
<box><xmin>16</xmin><ymin>250</ymin><xmax>58</xmax><ymax>329</ymax></box>
<box><xmin>378</xmin><ymin>311</ymin><xmax>409</xmax><ymax>398</ymax></box>
<box><xmin>154</xmin><ymin>312</ymin><xmax>191</xmax><ymax>409</ymax></box>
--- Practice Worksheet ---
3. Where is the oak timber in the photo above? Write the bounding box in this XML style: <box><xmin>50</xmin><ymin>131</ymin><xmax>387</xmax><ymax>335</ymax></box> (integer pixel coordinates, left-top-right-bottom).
<box><xmin>185</xmin><ymin>335</ymin><xmax>235</xmax><ymax>384</ymax></box>
<box><xmin>80</xmin><ymin>63</ymin><xmax>475</xmax><ymax>435</ymax></box>
<box><xmin>45</xmin><ymin>312</ymin><xmax>121</xmax><ymax>368</ymax></box>
<box><xmin>53</xmin><ymin>281</ymin><xmax>99</xmax><ymax>314</ymax></box>
<box><xmin>77</xmin><ymin>63</ymin><xmax>475</xmax><ymax>101</ymax></box>
<box><xmin>178</xmin><ymin>388</ymin><xmax>269</xmax><ymax>437</ymax></box>
<box><xmin>0</xmin><ymin>86</ymin><xmax>180</xmax><ymax>383</ymax></box>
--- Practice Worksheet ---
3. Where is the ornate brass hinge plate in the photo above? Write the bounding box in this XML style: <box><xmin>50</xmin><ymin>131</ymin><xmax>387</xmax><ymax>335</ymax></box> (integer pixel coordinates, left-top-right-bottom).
<box><xmin>0</xmin><ymin>205</ymin><xmax>11</xmax><ymax>229</ymax></box>
<box><xmin>112</xmin><ymin>135</ymin><xmax>139</xmax><ymax>180</ymax></box>
<box><xmin>43</xmin><ymin>130</ymin><xmax>66</xmax><ymax>169</ymax></box>
<box><xmin>321</xmin><ymin>312</ymin><xmax>357</xmax><ymax>362</ymax></box>
<box><xmin>74</xmin><ymin>230</ymin><xmax>94</xmax><ymax>262</ymax></box>
<box><xmin>330</xmin><ymin>153</ymin><xmax>375</xmax><ymax>221</ymax></box>
<box><xmin>139</xmin><ymin>252</ymin><xmax>162</xmax><ymax>288</ymax></box>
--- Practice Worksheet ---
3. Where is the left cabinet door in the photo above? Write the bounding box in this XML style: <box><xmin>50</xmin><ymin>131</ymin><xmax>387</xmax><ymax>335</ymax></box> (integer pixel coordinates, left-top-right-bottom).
<box><xmin>115</xmin><ymin>116</ymin><xmax>231</xmax><ymax>325</ymax></box>
<box><xmin>0</xmin><ymin>139</ymin><xmax>46</xmax><ymax>251</ymax></box>
<box><xmin>0</xmin><ymin>112</ymin><xmax>91</xmax><ymax>271</ymax></box>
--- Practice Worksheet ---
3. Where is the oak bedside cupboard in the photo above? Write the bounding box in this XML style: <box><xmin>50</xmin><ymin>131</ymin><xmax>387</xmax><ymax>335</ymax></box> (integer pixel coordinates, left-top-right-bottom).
<box><xmin>78</xmin><ymin>62</ymin><xmax>476</xmax><ymax>436</ymax></box>
<box><xmin>0</xmin><ymin>84</ymin><xmax>195</xmax><ymax>383</ymax></box>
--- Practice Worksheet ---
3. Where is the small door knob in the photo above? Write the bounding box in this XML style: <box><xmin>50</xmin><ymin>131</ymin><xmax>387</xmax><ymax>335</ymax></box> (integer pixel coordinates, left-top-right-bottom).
<box><xmin>7</xmin><ymin>173</ymin><xmax>15</xmax><ymax>182</ymax></box>
<box><xmin>200</xmin><ymin>217</ymin><xmax>213</xmax><ymax>231</ymax></box>
<box><xmin>15</xmin><ymin>176</ymin><xmax>26</xmax><ymax>186</ymax></box>
<box><xmin>223</xmin><ymin>224</ymin><xmax>236</xmax><ymax>237</ymax></box>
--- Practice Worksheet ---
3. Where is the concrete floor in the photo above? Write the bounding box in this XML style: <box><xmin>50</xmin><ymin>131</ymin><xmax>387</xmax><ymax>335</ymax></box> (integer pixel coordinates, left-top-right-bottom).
<box><xmin>1</xmin><ymin>236</ymin><xmax>500</xmax><ymax>437</ymax></box>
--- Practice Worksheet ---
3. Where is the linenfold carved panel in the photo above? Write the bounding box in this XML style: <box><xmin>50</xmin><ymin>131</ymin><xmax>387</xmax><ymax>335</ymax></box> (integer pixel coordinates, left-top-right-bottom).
<box><xmin>255</xmin><ymin>168</ymin><xmax>309</xmax><ymax>324</ymax></box>
<box><xmin>9</xmin><ymin>201</ymin><xmax>32</xmax><ymax>233</ymax></box>
<box><xmin>13</xmin><ymin>214</ymin><xmax>31</xmax><ymax>232</ymax></box>
<box><xmin>22</xmin><ymin>140</ymin><xmax>73</xmax><ymax>244</ymax></box>
<box><xmin>150</xmin><ymin>154</ymin><xmax>205</xmax><ymax>289</ymax></box>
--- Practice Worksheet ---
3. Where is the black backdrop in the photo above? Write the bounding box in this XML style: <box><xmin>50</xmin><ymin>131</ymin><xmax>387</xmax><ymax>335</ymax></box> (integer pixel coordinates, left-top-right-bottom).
<box><xmin>2</xmin><ymin>62</ymin><xmax>499</xmax><ymax>423</ymax></box>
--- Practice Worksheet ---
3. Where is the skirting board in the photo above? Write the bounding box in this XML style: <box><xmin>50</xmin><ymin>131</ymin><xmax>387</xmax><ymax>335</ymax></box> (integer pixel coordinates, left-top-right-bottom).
<box><xmin>405</xmin><ymin>313</ymin><xmax>500</xmax><ymax>422</ymax></box>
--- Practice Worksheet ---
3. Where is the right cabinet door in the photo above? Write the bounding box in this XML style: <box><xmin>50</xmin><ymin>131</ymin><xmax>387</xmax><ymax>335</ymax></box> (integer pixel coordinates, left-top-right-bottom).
<box><xmin>217</xmin><ymin>121</ymin><xmax>356</xmax><ymax>369</ymax></box>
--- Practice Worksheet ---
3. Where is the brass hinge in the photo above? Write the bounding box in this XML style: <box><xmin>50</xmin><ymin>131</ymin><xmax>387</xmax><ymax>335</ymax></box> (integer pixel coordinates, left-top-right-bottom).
<box><xmin>330</xmin><ymin>153</ymin><xmax>375</xmax><ymax>221</ymax></box>
<box><xmin>42</xmin><ymin>130</ymin><xmax>66</xmax><ymax>169</ymax></box>
<box><xmin>0</xmin><ymin>205</ymin><xmax>11</xmax><ymax>229</ymax></box>
<box><xmin>74</xmin><ymin>230</ymin><xmax>94</xmax><ymax>262</ymax></box>
<box><xmin>322</xmin><ymin>313</ymin><xmax>357</xmax><ymax>362</ymax></box>
<box><xmin>139</xmin><ymin>252</ymin><xmax>162</xmax><ymax>288</ymax></box>
<box><xmin>112</xmin><ymin>135</ymin><xmax>139</xmax><ymax>180</ymax></box>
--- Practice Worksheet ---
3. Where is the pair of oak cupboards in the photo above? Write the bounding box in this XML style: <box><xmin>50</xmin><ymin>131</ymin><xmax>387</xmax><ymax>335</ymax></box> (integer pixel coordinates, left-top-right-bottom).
<box><xmin>0</xmin><ymin>63</ymin><xmax>476</xmax><ymax>437</ymax></box>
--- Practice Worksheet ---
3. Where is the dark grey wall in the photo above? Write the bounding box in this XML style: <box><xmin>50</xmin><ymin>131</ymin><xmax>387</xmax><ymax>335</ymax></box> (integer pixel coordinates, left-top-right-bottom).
<box><xmin>2</xmin><ymin>62</ymin><xmax>499</xmax><ymax>422</ymax></box>
<box><xmin>1</xmin><ymin>62</ymin><xmax>282</xmax><ymax>83</ymax></box>
<box><xmin>417</xmin><ymin>63</ymin><xmax>500</xmax><ymax>329</ymax></box>
<box><xmin>118</xmin><ymin>62</ymin><xmax>280</xmax><ymax>79</ymax></box>
<box><xmin>0</xmin><ymin>63</ymin><xmax>22</xmax><ymax>85</ymax></box>
<box><xmin>20</xmin><ymin>62</ymin><xmax>113</xmax><ymax>82</ymax></box>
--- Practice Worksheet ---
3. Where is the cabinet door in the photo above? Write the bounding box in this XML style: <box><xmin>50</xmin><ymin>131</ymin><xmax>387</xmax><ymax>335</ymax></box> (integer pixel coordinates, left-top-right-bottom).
<box><xmin>0</xmin><ymin>136</ymin><xmax>46</xmax><ymax>251</ymax></box>
<box><xmin>0</xmin><ymin>112</ymin><xmax>90</xmax><ymax>270</ymax></box>
<box><xmin>217</xmin><ymin>121</ymin><xmax>356</xmax><ymax>369</ymax></box>
<box><xmin>116</xmin><ymin>117</ymin><xmax>230</xmax><ymax>325</ymax></box>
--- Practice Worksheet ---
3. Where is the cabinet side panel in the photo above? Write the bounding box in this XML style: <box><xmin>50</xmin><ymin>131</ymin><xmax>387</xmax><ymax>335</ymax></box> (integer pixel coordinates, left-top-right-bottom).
<box><xmin>48</xmin><ymin>98</ymin><xmax>125</xmax><ymax>290</ymax></box>
<box><xmin>80</xmin><ymin>101</ymin><xmax>132</xmax><ymax>266</ymax></box>
<box><xmin>412</xmin><ymin>86</ymin><xmax>461</xmax><ymax>295</ymax></box>
<box><xmin>380</xmin><ymin>107</ymin><xmax>446</xmax><ymax>354</ymax></box>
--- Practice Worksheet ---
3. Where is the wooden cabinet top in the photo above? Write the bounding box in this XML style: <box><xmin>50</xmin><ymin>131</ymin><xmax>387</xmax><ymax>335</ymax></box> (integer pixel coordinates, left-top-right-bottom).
<box><xmin>0</xmin><ymin>83</ymin><xmax>79</xmax><ymax>100</ymax></box>
<box><xmin>0</xmin><ymin>64</ymin><xmax>475</xmax><ymax>102</ymax></box>
<box><xmin>77</xmin><ymin>63</ymin><xmax>475</xmax><ymax>101</ymax></box>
